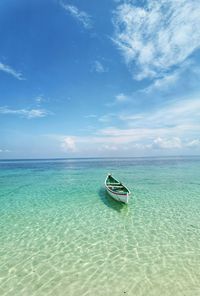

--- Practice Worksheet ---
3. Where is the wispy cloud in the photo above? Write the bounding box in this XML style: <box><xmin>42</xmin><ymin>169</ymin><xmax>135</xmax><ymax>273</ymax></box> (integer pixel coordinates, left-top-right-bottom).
<box><xmin>98</xmin><ymin>113</ymin><xmax>116</xmax><ymax>123</ymax></box>
<box><xmin>60</xmin><ymin>2</ymin><xmax>92</xmax><ymax>29</ymax></box>
<box><xmin>0</xmin><ymin>148</ymin><xmax>10</xmax><ymax>153</ymax></box>
<box><xmin>139</xmin><ymin>60</ymin><xmax>194</xmax><ymax>94</ymax></box>
<box><xmin>106</xmin><ymin>93</ymin><xmax>130</xmax><ymax>107</ymax></box>
<box><xmin>0</xmin><ymin>106</ymin><xmax>51</xmax><ymax>119</ymax></box>
<box><xmin>58</xmin><ymin>133</ymin><xmax>199</xmax><ymax>155</ymax></box>
<box><xmin>113</xmin><ymin>1</ymin><xmax>200</xmax><ymax>80</ymax></box>
<box><xmin>65</xmin><ymin>96</ymin><xmax>200</xmax><ymax>153</ymax></box>
<box><xmin>142</xmin><ymin>71</ymin><xmax>180</xmax><ymax>94</ymax></box>
<box><xmin>186</xmin><ymin>139</ymin><xmax>200</xmax><ymax>148</ymax></box>
<box><xmin>151</xmin><ymin>137</ymin><xmax>182</xmax><ymax>149</ymax></box>
<box><xmin>0</xmin><ymin>62</ymin><xmax>24</xmax><ymax>80</ymax></box>
<box><xmin>35</xmin><ymin>95</ymin><xmax>46</xmax><ymax>106</ymax></box>
<box><xmin>118</xmin><ymin>96</ymin><xmax>200</xmax><ymax>133</ymax></box>
<box><xmin>115</xmin><ymin>93</ymin><xmax>129</xmax><ymax>103</ymax></box>
<box><xmin>84</xmin><ymin>114</ymin><xmax>97</xmax><ymax>119</ymax></box>
<box><xmin>61</xmin><ymin>136</ymin><xmax>77</xmax><ymax>152</ymax></box>
<box><xmin>92</xmin><ymin>61</ymin><xmax>108</xmax><ymax>73</ymax></box>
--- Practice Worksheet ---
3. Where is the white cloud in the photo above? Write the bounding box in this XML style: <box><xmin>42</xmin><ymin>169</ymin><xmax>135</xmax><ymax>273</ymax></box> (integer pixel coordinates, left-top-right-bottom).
<box><xmin>119</xmin><ymin>114</ymin><xmax>144</xmax><ymax>121</ymax></box>
<box><xmin>106</xmin><ymin>93</ymin><xmax>130</xmax><ymax>107</ymax></box>
<box><xmin>119</xmin><ymin>97</ymin><xmax>200</xmax><ymax>131</ymax></box>
<box><xmin>50</xmin><ymin>95</ymin><xmax>200</xmax><ymax>155</ymax></box>
<box><xmin>140</xmin><ymin>60</ymin><xmax>194</xmax><ymax>94</ymax></box>
<box><xmin>35</xmin><ymin>95</ymin><xmax>46</xmax><ymax>106</ymax></box>
<box><xmin>98</xmin><ymin>113</ymin><xmax>116</xmax><ymax>123</ymax></box>
<box><xmin>186</xmin><ymin>139</ymin><xmax>200</xmax><ymax>148</ymax></box>
<box><xmin>113</xmin><ymin>0</ymin><xmax>200</xmax><ymax>80</ymax></box>
<box><xmin>0</xmin><ymin>62</ymin><xmax>24</xmax><ymax>80</ymax></box>
<box><xmin>143</xmin><ymin>71</ymin><xmax>180</xmax><ymax>94</ymax></box>
<box><xmin>99</xmin><ymin>144</ymin><xmax>118</xmax><ymax>151</ymax></box>
<box><xmin>151</xmin><ymin>137</ymin><xmax>182</xmax><ymax>149</ymax></box>
<box><xmin>92</xmin><ymin>96</ymin><xmax>200</xmax><ymax>150</ymax></box>
<box><xmin>61</xmin><ymin>136</ymin><xmax>77</xmax><ymax>152</ymax></box>
<box><xmin>0</xmin><ymin>106</ymin><xmax>50</xmax><ymax>119</ymax></box>
<box><xmin>0</xmin><ymin>149</ymin><xmax>10</xmax><ymax>153</ymax></box>
<box><xmin>92</xmin><ymin>61</ymin><xmax>107</xmax><ymax>73</ymax></box>
<box><xmin>60</xmin><ymin>2</ymin><xmax>92</xmax><ymax>29</ymax></box>
<box><xmin>97</xmin><ymin>126</ymin><xmax>165</xmax><ymax>141</ymax></box>
<box><xmin>115</xmin><ymin>93</ymin><xmax>129</xmax><ymax>103</ymax></box>
<box><xmin>84</xmin><ymin>114</ymin><xmax>97</xmax><ymax>118</ymax></box>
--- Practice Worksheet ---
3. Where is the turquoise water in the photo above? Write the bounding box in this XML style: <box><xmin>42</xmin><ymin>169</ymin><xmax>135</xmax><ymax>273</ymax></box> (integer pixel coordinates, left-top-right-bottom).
<box><xmin>0</xmin><ymin>157</ymin><xmax>200</xmax><ymax>295</ymax></box>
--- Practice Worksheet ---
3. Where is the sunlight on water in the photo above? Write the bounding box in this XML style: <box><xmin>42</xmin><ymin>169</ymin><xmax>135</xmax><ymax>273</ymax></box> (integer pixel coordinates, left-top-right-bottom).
<box><xmin>0</xmin><ymin>157</ymin><xmax>200</xmax><ymax>295</ymax></box>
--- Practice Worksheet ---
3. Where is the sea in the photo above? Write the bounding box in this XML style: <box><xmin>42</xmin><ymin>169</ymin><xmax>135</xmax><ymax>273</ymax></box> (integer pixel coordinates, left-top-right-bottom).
<box><xmin>0</xmin><ymin>156</ymin><xmax>200</xmax><ymax>296</ymax></box>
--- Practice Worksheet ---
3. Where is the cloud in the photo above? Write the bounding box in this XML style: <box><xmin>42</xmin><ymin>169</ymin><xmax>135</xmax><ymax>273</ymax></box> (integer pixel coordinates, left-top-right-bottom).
<box><xmin>60</xmin><ymin>2</ymin><xmax>92</xmax><ymax>29</ymax></box>
<box><xmin>50</xmin><ymin>95</ymin><xmax>200</xmax><ymax>155</ymax></box>
<box><xmin>186</xmin><ymin>139</ymin><xmax>200</xmax><ymax>148</ymax></box>
<box><xmin>99</xmin><ymin>145</ymin><xmax>118</xmax><ymax>151</ymax></box>
<box><xmin>0</xmin><ymin>149</ymin><xmax>10</xmax><ymax>153</ymax></box>
<box><xmin>97</xmin><ymin>126</ymin><xmax>164</xmax><ymax>141</ymax></box>
<box><xmin>35</xmin><ymin>95</ymin><xmax>46</xmax><ymax>106</ymax></box>
<box><xmin>61</xmin><ymin>136</ymin><xmax>77</xmax><ymax>152</ymax></box>
<box><xmin>84</xmin><ymin>114</ymin><xmax>97</xmax><ymax>118</ymax></box>
<box><xmin>151</xmin><ymin>137</ymin><xmax>182</xmax><ymax>149</ymax></box>
<box><xmin>139</xmin><ymin>60</ymin><xmax>195</xmax><ymax>94</ymax></box>
<box><xmin>0</xmin><ymin>106</ymin><xmax>50</xmax><ymax>119</ymax></box>
<box><xmin>93</xmin><ymin>96</ymin><xmax>200</xmax><ymax>149</ymax></box>
<box><xmin>113</xmin><ymin>0</ymin><xmax>200</xmax><ymax>80</ymax></box>
<box><xmin>115</xmin><ymin>93</ymin><xmax>129</xmax><ymax>103</ymax></box>
<box><xmin>119</xmin><ymin>114</ymin><xmax>144</xmax><ymax>121</ymax></box>
<box><xmin>0</xmin><ymin>62</ymin><xmax>24</xmax><ymax>80</ymax></box>
<box><xmin>119</xmin><ymin>96</ymin><xmax>200</xmax><ymax>131</ymax></box>
<box><xmin>142</xmin><ymin>71</ymin><xmax>180</xmax><ymax>94</ymax></box>
<box><xmin>106</xmin><ymin>93</ymin><xmax>130</xmax><ymax>107</ymax></box>
<box><xmin>92</xmin><ymin>61</ymin><xmax>108</xmax><ymax>73</ymax></box>
<box><xmin>57</xmin><ymin>132</ymin><xmax>199</xmax><ymax>155</ymax></box>
<box><xmin>99</xmin><ymin>114</ymin><xmax>112</xmax><ymax>123</ymax></box>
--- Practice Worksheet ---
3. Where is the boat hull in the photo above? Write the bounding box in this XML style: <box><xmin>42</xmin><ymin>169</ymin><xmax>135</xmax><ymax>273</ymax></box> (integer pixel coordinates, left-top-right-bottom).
<box><xmin>106</xmin><ymin>187</ymin><xmax>129</xmax><ymax>204</ymax></box>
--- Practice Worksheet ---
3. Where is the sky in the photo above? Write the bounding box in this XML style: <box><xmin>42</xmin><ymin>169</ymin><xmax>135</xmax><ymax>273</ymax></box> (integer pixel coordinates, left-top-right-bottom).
<box><xmin>0</xmin><ymin>0</ymin><xmax>200</xmax><ymax>158</ymax></box>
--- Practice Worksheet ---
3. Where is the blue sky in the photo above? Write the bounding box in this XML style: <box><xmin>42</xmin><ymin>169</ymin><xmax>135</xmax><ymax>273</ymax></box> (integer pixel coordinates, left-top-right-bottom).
<box><xmin>0</xmin><ymin>0</ymin><xmax>200</xmax><ymax>158</ymax></box>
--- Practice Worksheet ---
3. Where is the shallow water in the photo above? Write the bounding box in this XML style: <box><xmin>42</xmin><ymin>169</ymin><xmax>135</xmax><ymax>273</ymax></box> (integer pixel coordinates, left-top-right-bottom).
<box><xmin>0</xmin><ymin>157</ymin><xmax>200</xmax><ymax>295</ymax></box>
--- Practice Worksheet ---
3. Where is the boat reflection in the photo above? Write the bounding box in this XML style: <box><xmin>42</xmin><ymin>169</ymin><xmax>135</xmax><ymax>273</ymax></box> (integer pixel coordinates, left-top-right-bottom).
<box><xmin>99</xmin><ymin>188</ymin><xmax>128</xmax><ymax>213</ymax></box>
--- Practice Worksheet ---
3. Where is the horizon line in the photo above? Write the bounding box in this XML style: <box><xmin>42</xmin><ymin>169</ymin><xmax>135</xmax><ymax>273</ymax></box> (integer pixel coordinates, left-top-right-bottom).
<box><xmin>0</xmin><ymin>155</ymin><xmax>200</xmax><ymax>161</ymax></box>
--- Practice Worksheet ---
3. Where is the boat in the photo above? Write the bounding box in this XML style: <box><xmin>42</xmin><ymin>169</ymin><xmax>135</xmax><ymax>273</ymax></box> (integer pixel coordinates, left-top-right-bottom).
<box><xmin>105</xmin><ymin>174</ymin><xmax>131</xmax><ymax>204</ymax></box>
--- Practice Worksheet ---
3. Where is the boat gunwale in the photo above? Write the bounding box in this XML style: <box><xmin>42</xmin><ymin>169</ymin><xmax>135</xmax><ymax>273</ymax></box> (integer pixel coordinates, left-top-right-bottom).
<box><xmin>105</xmin><ymin>174</ymin><xmax>131</xmax><ymax>195</ymax></box>
<box><xmin>106</xmin><ymin>186</ymin><xmax>128</xmax><ymax>196</ymax></box>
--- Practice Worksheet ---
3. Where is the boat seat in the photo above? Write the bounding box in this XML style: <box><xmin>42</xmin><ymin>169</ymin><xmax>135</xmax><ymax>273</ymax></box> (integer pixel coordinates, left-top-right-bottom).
<box><xmin>108</xmin><ymin>185</ymin><xmax>124</xmax><ymax>188</ymax></box>
<box><xmin>107</xmin><ymin>182</ymin><xmax>120</xmax><ymax>185</ymax></box>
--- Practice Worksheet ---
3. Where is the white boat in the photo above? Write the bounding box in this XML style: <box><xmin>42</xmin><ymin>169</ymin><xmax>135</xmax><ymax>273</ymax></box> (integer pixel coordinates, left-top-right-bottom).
<box><xmin>105</xmin><ymin>174</ymin><xmax>131</xmax><ymax>204</ymax></box>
